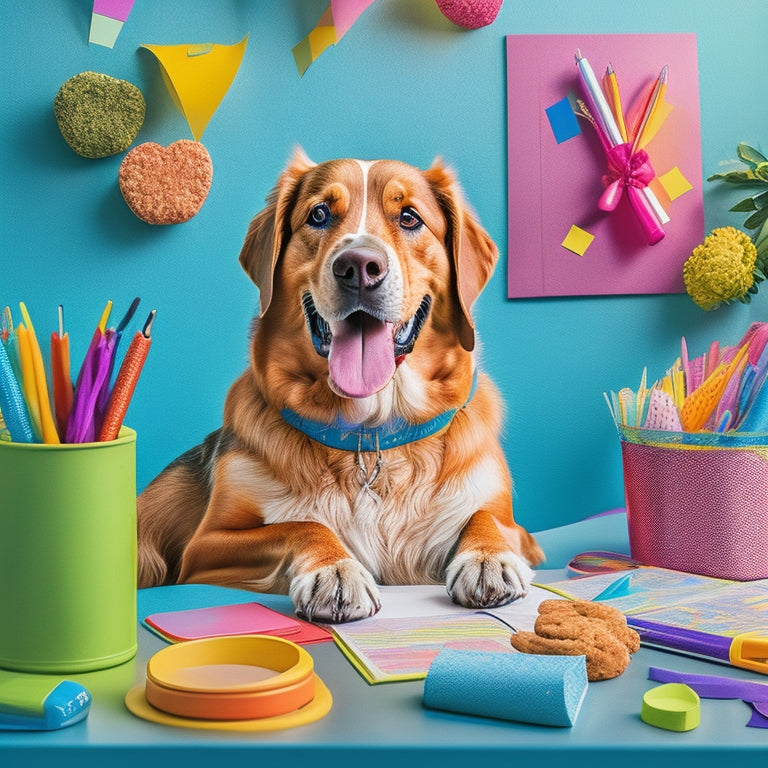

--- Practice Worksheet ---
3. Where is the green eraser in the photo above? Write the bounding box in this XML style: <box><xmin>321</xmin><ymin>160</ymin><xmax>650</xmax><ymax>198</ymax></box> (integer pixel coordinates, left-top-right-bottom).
<box><xmin>641</xmin><ymin>683</ymin><xmax>700</xmax><ymax>732</ymax></box>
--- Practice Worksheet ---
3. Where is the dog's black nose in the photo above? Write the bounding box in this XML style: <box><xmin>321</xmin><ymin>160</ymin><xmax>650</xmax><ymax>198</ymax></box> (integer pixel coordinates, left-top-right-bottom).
<box><xmin>332</xmin><ymin>248</ymin><xmax>389</xmax><ymax>292</ymax></box>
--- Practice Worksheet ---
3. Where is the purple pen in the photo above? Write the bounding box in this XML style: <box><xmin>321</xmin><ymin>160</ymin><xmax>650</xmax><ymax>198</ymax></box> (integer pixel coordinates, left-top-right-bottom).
<box><xmin>628</xmin><ymin>617</ymin><xmax>768</xmax><ymax>674</ymax></box>
<box><xmin>628</xmin><ymin>617</ymin><xmax>732</xmax><ymax>662</ymax></box>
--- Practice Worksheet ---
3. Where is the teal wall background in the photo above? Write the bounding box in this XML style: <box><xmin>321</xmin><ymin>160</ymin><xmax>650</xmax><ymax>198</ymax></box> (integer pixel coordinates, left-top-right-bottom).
<box><xmin>3</xmin><ymin>1</ymin><xmax>766</xmax><ymax>533</ymax></box>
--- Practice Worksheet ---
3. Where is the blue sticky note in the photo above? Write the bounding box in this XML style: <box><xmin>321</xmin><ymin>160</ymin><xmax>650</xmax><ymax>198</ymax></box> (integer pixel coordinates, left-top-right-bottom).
<box><xmin>545</xmin><ymin>97</ymin><xmax>581</xmax><ymax>144</ymax></box>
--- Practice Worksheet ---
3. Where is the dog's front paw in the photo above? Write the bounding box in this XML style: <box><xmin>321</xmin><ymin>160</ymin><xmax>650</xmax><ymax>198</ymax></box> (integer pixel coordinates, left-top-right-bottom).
<box><xmin>446</xmin><ymin>550</ymin><xmax>534</xmax><ymax>609</ymax></box>
<box><xmin>289</xmin><ymin>558</ymin><xmax>382</xmax><ymax>623</ymax></box>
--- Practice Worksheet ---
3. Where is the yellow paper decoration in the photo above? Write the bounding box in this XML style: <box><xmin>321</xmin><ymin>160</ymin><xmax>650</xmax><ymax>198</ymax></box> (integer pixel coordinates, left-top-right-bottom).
<box><xmin>293</xmin><ymin>0</ymin><xmax>376</xmax><ymax>76</ymax></box>
<box><xmin>658</xmin><ymin>166</ymin><xmax>693</xmax><ymax>201</ymax></box>
<box><xmin>561</xmin><ymin>225</ymin><xmax>595</xmax><ymax>257</ymax></box>
<box><xmin>142</xmin><ymin>36</ymin><xmax>249</xmax><ymax>141</ymax></box>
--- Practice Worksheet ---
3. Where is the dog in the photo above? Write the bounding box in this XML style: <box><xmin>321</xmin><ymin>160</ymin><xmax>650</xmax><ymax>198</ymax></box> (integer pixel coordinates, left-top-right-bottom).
<box><xmin>137</xmin><ymin>150</ymin><xmax>544</xmax><ymax>623</ymax></box>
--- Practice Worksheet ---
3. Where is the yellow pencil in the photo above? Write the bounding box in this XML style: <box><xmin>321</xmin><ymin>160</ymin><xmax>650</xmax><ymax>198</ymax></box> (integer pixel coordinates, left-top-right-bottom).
<box><xmin>14</xmin><ymin>322</ymin><xmax>42</xmax><ymax>440</ymax></box>
<box><xmin>604</xmin><ymin>64</ymin><xmax>628</xmax><ymax>143</ymax></box>
<box><xmin>632</xmin><ymin>65</ymin><xmax>668</xmax><ymax>152</ymax></box>
<box><xmin>18</xmin><ymin>302</ymin><xmax>60</xmax><ymax>444</ymax></box>
<box><xmin>98</xmin><ymin>300</ymin><xmax>113</xmax><ymax>333</ymax></box>
<box><xmin>670</xmin><ymin>357</ymin><xmax>685</xmax><ymax>411</ymax></box>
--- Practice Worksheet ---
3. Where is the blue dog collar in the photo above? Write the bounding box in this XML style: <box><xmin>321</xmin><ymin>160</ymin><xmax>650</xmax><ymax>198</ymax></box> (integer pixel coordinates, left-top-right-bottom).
<box><xmin>281</xmin><ymin>369</ymin><xmax>478</xmax><ymax>452</ymax></box>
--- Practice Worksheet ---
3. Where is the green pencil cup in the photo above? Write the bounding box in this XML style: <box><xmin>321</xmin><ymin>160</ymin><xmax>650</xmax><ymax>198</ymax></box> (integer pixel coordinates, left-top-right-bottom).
<box><xmin>0</xmin><ymin>428</ymin><xmax>138</xmax><ymax>673</ymax></box>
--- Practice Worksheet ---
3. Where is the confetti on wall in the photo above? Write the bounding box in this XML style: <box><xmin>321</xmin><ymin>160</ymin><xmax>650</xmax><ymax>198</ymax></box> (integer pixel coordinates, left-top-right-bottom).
<box><xmin>89</xmin><ymin>0</ymin><xmax>136</xmax><ymax>49</ymax></box>
<box><xmin>293</xmin><ymin>0</ymin><xmax>376</xmax><ymax>76</ymax></box>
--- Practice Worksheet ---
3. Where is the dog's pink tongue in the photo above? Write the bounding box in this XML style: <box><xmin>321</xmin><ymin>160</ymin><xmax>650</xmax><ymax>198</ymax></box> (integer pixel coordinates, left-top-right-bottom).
<box><xmin>329</xmin><ymin>313</ymin><xmax>395</xmax><ymax>398</ymax></box>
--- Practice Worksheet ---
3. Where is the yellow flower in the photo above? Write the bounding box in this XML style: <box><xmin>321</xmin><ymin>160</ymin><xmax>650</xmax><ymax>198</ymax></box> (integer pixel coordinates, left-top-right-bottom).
<box><xmin>683</xmin><ymin>226</ymin><xmax>758</xmax><ymax>310</ymax></box>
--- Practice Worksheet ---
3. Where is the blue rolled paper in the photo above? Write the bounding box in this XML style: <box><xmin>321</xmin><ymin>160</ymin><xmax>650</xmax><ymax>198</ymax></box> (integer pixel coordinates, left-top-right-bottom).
<box><xmin>423</xmin><ymin>649</ymin><xmax>588</xmax><ymax>727</ymax></box>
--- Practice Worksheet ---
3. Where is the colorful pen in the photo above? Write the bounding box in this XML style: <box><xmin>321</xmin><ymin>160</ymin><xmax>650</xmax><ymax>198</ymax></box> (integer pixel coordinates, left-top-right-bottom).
<box><xmin>98</xmin><ymin>309</ymin><xmax>155</xmax><ymax>442</ymax></box>
<box><xmin>0</xmin><ymin>340</ymin><xmax>35</xmax><ymax>442</ymax></box>
<box><xmin>66</xmin><ymin>328</ymin><xmax>116</xmax><ymax>443</ymax></box>
<box><xmin>604</xmin><ymin>64</ymin><xmax>628</xmax><ymax>143</ymax></box>
<box><xmin>630</xmin><ymin>66</ymin><xmax>669</xmax><ymax>155</ymax></box>
<box><xmin>95</xmin><ymin>296</ymin><xmax>141</xmax><ymax>433</ymax></box>
<box><xmin>628</xmin><ymin>616</ymin><xmax>768</xmax><ymax>675</ymax></box>
<box><xmin>18</xmin><ymin>303</ymin><xmax>60</xmax><ymax>444</ymax></box>
<box><xmin>50</xmin><ymin>304</ymin><xmax>73</xmax><ymax>440</ymax></box>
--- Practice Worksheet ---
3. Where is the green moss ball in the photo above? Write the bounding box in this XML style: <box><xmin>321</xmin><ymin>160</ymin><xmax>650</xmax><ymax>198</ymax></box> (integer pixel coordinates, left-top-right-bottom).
<box><xmin>54</xmin><ymin>71</ymin><xmax>145</xmax><ymax>158</ymax></box>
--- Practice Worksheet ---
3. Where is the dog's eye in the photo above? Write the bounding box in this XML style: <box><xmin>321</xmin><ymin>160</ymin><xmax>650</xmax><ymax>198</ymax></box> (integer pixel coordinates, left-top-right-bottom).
<box><xmin>307</xmin><ymin>203</ymin><xmax>331</xmax><ymax>229</ymax></box>
<box><xmin>399</xmin><ymin>207</ymin><xmax>423</xmax><ymax>231</ymax></box>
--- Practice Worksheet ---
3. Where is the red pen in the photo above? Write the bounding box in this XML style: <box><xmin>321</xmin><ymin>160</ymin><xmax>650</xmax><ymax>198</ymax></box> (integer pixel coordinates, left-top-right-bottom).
<box><xmin>50</xmin><ymin>305</ymin><xmax>73</xmax><ymax>440</ymax></box>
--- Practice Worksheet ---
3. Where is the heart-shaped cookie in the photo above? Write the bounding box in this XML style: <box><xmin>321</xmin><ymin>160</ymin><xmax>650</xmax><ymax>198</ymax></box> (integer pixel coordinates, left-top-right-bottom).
<box><xmin>119</xmin><ymin>140</ymin><xmax>213</xmax><ymax>225</ymax></box>
<box><xmin>54</xmin><ymin>71</ymin><xmax>145</xmax><ymax>158</ymax></box>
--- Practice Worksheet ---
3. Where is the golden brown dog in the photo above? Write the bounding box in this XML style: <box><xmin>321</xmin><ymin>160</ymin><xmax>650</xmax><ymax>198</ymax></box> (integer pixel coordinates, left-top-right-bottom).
<box><xmin>137</xmin><ymin>150</ymin><xmax>544</xmax><ymax>622</ymax></box>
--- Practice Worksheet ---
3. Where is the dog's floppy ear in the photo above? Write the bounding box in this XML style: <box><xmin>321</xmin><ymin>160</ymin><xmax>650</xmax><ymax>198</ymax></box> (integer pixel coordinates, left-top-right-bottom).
<box><xmin>424</xmin><ymin>159</ymin><xmax>499</xmax><ymax>352</ymax></box>
<box><xmin>239</xmin><ymin>148</ymin><xmax>316</xmax><ymax>317</ymax></box>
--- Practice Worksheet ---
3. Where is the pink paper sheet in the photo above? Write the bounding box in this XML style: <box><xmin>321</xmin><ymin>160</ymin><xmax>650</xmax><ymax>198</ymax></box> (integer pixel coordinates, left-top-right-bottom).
<box><xmin>506</xmin><ymin>33</ymin><xmax>704</xmax><ymax>298</ymax></box>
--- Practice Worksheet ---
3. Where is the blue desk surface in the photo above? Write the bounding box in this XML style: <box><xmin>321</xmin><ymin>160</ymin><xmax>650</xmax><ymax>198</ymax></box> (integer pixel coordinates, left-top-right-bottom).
<box><xmin>2</xmin><ymin>513</ymin><xmax>766</xmax><ymax>768</ymax></box>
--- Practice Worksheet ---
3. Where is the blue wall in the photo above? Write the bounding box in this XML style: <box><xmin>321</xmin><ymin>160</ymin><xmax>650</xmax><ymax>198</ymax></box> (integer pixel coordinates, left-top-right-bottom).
<box><xmin>3</xmin><ymin>1</ymin><xmax>766</xmax><ymax>532</ymax></box>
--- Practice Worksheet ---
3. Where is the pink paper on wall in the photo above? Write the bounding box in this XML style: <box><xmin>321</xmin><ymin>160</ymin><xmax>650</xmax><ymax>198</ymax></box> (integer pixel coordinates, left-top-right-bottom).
<box><xmin>506</xmin><ymin>33</ymin><xmax>704</xmax><ymax>298</ymax></box>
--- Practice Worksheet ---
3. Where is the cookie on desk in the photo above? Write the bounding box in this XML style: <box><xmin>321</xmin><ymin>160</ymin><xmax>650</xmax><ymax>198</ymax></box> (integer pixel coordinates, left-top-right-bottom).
<box><xmin>510</xmin><ymin>599</ymin><xmax>640</xmax><ymax>681</ymax></box>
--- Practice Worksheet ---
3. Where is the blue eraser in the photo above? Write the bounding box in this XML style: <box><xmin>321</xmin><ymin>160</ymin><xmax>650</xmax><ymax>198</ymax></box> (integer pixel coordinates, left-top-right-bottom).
<box><xmin>0</xmin><ymin>677</ymin><xmax>92</xmax><ymax>730</ymax></box>
<box><xmin>423</xmin><ymin>650</ymin><xmax>588</xmax><ymax>727</ymax></box>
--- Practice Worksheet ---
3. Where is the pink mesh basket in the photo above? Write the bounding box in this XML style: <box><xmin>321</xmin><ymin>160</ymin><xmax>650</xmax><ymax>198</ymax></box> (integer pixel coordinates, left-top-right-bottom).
<box><xmin>620</xmin><ymin>429</ymin><xmax>768</xmax><ymax>581</ymax></box>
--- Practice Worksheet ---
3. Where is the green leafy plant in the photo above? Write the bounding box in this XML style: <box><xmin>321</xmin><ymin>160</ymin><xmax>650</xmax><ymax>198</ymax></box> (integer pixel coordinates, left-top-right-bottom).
<box><xmin>706</xmin><ymin>142</ymin><xmax>768</xmax><ymax>300</ymax></box>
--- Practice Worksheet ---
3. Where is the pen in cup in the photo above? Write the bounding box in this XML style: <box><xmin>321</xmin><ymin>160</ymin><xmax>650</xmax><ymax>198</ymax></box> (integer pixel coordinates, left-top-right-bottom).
<box><xmin>98</xmin><ymin>309</ymin><xmax>156</xmax><ymax>442</ymax></box>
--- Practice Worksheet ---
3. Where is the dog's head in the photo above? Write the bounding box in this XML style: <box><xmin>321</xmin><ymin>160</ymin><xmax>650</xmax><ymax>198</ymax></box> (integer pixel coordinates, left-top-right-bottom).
<box><xmin>239</xmin><ymin>150</ymin><xmax>498</xmax><ymax>417</ymax></box>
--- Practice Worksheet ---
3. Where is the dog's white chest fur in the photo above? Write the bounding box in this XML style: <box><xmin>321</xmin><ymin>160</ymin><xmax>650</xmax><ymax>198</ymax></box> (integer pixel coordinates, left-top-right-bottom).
<box><xmin>227</xmin><ymin>449</ymin><xmax>502</xmax><ymax>585</ymax></box>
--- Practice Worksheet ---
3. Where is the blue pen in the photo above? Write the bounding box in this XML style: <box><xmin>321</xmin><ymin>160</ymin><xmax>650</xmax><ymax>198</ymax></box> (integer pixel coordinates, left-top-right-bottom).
<box><xmin>627</xmin><ymin>616</ymin><xmax>768</xmax><ymax>675</ymax></box>
<box><xmin>0</xmin><ymin>340</ymin><xmax>35</xmax><ymax>442</ymax></box>
<box><xmin>738</xmin><ymin>343</ymin><xmax>768</xmax><ymax>431</ymax></box>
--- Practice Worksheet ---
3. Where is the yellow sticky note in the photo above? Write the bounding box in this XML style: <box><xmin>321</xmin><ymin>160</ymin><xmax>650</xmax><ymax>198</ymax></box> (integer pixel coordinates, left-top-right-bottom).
<box><xmin>142</xmin><ymin>36</ymin><xmax>249</xmax><ymax>141</ymax></box>
<box><xmin>561</xmin><ymin>225</ymin><xmax>595</xmax><ymax>256</ymax></box>
<box><xmin>658</xmin><ymin>166</ymin><xmax>694</xmax><ymax>201</ymax></box>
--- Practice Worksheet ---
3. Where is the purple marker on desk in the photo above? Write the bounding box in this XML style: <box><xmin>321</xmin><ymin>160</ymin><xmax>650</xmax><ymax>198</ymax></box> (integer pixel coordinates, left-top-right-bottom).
<box><xmin>627</xmin><ymin>617</ymin><xmax>768</xmax><ymax>674</ymax></box>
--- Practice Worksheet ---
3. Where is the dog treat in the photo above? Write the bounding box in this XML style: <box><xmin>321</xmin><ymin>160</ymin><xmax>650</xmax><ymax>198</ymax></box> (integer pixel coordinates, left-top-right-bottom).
<box><xmin>510</xmin><ymin>599</ymin><xmax>640</xmax><ymax>681</ymax></box>
<box><xmin>54</xmin><ymin>71</ymin><xmax>145</xmax><ymax>158</ymax></box>
<box><xmin>119</xmin><ymin>140</ymin><xmax>213</xmax><ymax>225</ymax></box>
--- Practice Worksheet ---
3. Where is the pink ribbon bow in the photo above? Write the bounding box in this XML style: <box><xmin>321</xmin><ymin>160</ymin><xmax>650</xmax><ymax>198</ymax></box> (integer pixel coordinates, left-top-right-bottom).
<box><xmin>599</xmin><ymin>143</ymin><xmax>656</xmax><ymax>212</ymax></box>
<box><xmin>597</xmin><ymin>142</ymin><xmax>665</xmax><ymax>244</ymax></box>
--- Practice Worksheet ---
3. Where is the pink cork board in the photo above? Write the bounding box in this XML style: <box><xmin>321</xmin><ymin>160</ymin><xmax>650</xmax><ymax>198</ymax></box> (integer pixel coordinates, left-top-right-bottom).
<box><xmin>506</xmin><ymin>33</ymin><xmax>704</xmax><ymax>298</ymax></box>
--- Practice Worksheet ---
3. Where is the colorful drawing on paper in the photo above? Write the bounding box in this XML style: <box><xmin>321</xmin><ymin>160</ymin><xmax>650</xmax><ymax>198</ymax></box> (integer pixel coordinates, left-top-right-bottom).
<box><xmin>506</xmin><ymin>34</ymin><xmax>704</xmax><ymax>298</ymax></box>
<box><xmin>543</xmin><ymin>568</ymin><xmax>768</xmax><ymax>638</ymax></box>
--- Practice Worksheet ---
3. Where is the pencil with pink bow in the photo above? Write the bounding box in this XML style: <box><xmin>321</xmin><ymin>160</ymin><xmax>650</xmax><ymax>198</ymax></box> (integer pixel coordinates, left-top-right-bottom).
<box><xmin>574</xmin><ymin>50</ymin><xmax>671</xmax><ymax>245</ymax></box>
